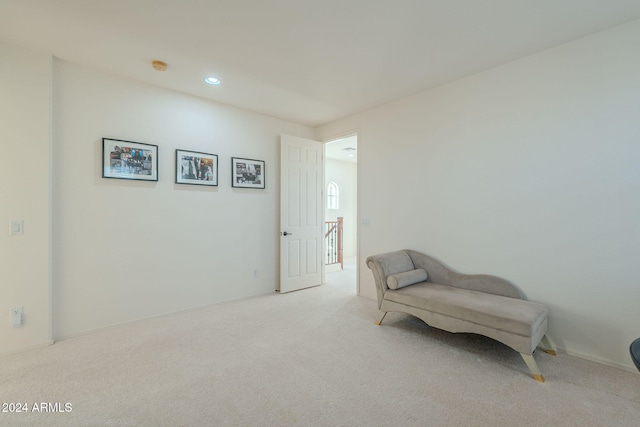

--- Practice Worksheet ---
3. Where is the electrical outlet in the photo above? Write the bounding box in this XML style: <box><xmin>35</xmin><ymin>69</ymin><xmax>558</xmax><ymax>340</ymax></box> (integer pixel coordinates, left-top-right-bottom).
<box><xmin>11</xmin><ymin>307</ymin><xmax>23</xmax><ymax>327</ymax></box>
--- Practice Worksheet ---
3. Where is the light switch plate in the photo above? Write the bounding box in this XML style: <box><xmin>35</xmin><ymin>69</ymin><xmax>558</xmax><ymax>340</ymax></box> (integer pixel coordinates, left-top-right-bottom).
<box><xmin>10</xmin><ymin>221</ymin><xmax>24</xmax><ymax>235</ymax></box>
<box><xmin>11</xmin><ymin>307</ymin><xmax>23</xmax><ymax>327</ymax></box>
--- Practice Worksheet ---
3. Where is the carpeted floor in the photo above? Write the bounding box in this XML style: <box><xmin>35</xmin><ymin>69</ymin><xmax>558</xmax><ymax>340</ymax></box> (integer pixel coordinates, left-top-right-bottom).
<box><xmin>324</xmin><ymin>256</ymin><xmax>357</xmax><ymax>294</ymax></box>
<box><xmin>1</xmin><ymin>283</ymin><xmax>638</xmax><ymax>426</ymax></box>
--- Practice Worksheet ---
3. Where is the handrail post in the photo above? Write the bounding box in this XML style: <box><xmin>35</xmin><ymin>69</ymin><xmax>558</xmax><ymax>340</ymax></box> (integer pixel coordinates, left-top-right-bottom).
<box><xmin>324</xmin><ymin>218</ymin><xmax>344</xmax><ymax>268</ymax></box>
<box><xmin>337</xmin><ymin>217</ymin><xmax>344</xmax><ymax>270</ymax></box>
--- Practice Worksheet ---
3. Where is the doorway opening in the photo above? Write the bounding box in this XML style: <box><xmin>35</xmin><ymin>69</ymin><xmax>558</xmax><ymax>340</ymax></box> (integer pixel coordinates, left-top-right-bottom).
<box><xmin>323</xmin><ymin>134</ymin><xmax>357</xmax><ymax>294</ymax></box>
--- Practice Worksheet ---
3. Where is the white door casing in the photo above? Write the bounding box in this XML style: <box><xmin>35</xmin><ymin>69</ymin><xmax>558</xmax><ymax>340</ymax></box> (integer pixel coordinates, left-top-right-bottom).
<box><xmin>279</xmin><ymin>134</ymin><xmax>323</xmax><ymax>293</ymax></box>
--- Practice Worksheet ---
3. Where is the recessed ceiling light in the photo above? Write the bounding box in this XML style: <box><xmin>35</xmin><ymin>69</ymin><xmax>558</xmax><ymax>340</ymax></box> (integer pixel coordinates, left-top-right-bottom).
<box><xmin>205</xmin><ymin>76</ymin><xmax>221</xmax><ymax>85</ymax></box>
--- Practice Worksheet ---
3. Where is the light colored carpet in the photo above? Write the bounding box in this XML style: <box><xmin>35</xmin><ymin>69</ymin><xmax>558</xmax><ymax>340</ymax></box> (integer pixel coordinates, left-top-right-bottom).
<box><xmin>1</xmin><ymin>284</ymin><xmax>638</xmax><ymax>426</ymax></box>
<box><xmin>324</xmin><ymin>256</ymin><xmax>357</xmax><ymax>294</ymax></box>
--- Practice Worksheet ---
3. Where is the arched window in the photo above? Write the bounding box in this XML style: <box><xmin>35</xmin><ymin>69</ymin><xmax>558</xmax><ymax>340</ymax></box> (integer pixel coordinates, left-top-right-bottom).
<box><xmin>327</xmin><ymin>182</ymin><xmax>339</xmax><ymax>209</ymax></box>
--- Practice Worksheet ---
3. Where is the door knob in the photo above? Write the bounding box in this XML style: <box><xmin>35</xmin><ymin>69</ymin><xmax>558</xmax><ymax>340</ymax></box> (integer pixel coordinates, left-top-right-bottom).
<box><xmin>283</xmin><ymin>231</ymin><xmax>293</xmax><ymax>236</ymax></box>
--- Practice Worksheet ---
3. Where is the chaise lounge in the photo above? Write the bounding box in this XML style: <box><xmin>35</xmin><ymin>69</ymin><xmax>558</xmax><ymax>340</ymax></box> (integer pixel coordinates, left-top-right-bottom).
<box><xmin>367</xmin><ymin>250</ymin><xmax>555</xmax><ymax>381</ymax></box>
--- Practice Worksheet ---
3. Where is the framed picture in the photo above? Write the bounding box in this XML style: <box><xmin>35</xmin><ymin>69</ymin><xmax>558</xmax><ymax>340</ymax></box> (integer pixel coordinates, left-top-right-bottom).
<box><xmin>175</xmin><ymin>149</ymin><xmax>218</xmax><ymax>186</ymax></box>
<box><xmin>102</xmin><ymin>138</ymin><xmax>158</xmax><ymax>181</ymax></box>
<box><xmin>231</xmin><ymin>157</ymin><xmax>265</xmax><ymax>189</ymax></box>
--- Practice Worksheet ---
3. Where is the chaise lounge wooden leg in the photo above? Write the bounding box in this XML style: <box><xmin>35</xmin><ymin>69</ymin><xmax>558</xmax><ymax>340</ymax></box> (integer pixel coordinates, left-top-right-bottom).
<box><xmin>375</xmin><ymin>311</ymin><xmax>387</xmax><ymax>325</ymax></box>
<box><xmin>520</xmin><ymin>353</ymin><xmax>544</xmax><ymax>382</ymax></box>
<box><xmin>540</xmin><ymin>335</ymin><xmax>557</xmax><ymax>356</ymax></box>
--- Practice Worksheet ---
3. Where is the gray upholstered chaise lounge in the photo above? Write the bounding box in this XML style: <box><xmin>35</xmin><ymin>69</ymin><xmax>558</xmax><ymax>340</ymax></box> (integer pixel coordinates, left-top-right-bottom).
<box><xmin>367</xmin><ymin>250</ymin><xmax>555</xmax><ymax>382</ymax></box>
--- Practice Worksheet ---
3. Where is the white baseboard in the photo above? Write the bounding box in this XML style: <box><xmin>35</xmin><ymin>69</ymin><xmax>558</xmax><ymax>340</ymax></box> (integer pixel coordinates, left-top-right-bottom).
<box><xmin>554</xmin><ymin>346</ymin><xmax>639</xmax><ymax>373</ymax></box>
<box><xmin>54</xmin><ymin>291</ymin><xmax>276</xmax><ymax>343</ymax></box>
<box><xmin>0</xmin><ymin>340</ymin><xmax>54</xmax><ymax>357</ymax></box>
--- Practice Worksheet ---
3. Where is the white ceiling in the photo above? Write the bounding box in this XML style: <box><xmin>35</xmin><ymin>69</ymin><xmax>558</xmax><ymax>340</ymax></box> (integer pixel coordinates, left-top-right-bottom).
<box><xmin>2</xmin><ymin>1</ymin><xmax>640</xmax><ymax>127</ymax></box>
<box><xmin>325</xmin><ymin>135</ymin><xmax>358</xmax><ymax>163</ymax></box>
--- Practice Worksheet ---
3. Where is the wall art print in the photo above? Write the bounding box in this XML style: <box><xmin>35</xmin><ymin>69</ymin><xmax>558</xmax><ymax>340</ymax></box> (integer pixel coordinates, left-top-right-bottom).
<box><xmin>231</xmin><ymin>157</ymin><xmax>265</xmax><ymax>189</ymax></box>
<box><xmin>102</xmin><ymin>138</ymin><xmax>158</xmax><ymax>181</ymax></box>
<box><xmin>175</xmin><ymin>149</ymin><xmax>218</xmax><ymax>186</ymax></box>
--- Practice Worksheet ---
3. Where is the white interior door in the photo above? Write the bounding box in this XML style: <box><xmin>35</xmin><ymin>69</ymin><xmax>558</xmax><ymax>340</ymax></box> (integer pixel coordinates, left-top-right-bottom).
<box><xmin>279</xmin><ymin>134</ymin><xmax>323</xmax><ymax>293</ymax></box>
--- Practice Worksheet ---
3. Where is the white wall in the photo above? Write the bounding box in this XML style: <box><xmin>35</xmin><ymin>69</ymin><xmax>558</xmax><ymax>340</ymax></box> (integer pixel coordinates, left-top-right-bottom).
<box><xmin>325</xmin><ymin>158</ymin><xmax>357</xmax><ymax>257</ymax></box>
<box><xmin>52</xmin><ymin>60</ymin><xmax>314</xmax><ymax>339</ymax></box>
<box><xmin>0</xmin><ymin>43</ymin><xmax>52</xmax><ymax>354</ymax></box>
<box><xmin>316</xmin><ymin>20</ymin><xmax>640</xmax><ymax>370</ymax></box>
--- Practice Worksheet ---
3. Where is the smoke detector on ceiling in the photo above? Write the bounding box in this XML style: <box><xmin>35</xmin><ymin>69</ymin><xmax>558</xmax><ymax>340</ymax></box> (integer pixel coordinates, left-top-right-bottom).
<box><xmin>342</xmin><ymin>147</ymin><xmax>357</xmax><ymax>157</ymax></box>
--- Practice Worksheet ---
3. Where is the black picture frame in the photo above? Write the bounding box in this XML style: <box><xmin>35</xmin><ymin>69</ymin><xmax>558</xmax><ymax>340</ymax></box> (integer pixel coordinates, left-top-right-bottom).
<box><xmin>175</xmin><ymin>149</ymin><xmax>218</xmax><ymax>186</ymax></box>
<box><xmin>102</xmin><ymin>138</ymin><xmax>158</xmax><ymax>181</ymax></box>
<box><xmin>231</xmin><ymin>157</ymin><xmax>265</xmax><ymax>189</ymax></box>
